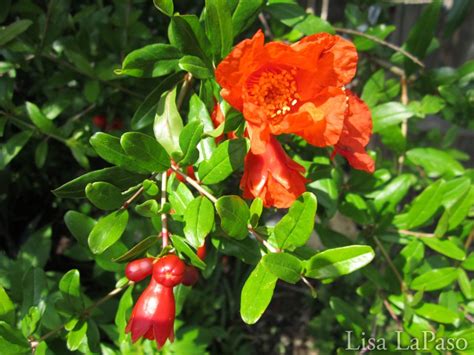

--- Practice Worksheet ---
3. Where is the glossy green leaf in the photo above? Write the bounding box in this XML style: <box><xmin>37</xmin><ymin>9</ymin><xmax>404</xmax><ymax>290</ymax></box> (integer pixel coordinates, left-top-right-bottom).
<box><xmin>88</xmin><ymin>210</ymin><xmax>129</xmax><ymax>254</ymax></box>
<box><xmin>34</xmin><ymin>140</ymin><xmax>48</xmax><ymax>169</ymax></box>
<box><xmin>373</xmin><ymin>174</ymin><xmax>416</xmax><ymax>212</ymax></box>
<box><xmin>0</xmin><ymin>19</ymin><xmax>32</xmax><ymax>46</ymax></box>
<box><xmin>115</xmin><ymin>286</ymin><xmax>133</xmax><ymax>342</ymax></box>
<box><xmin>240</xmin><ymin>261</ymin><xmax>277</xmax><ymax>324</ymax></box>
<box><xmin>372</xmin><ymin>102</ymin><xmax>413</xmax><ymax>133</ymax></box>
<box><xmin>26</xmin><ymin>102</ymin><xmax>61</xmax><ymax>136</ymax></box>
<box><xmin>262</xmin><ymin>253</ymin><xmax>302</xmax><ymax>284</ymax></box>
<box><xmin>131</xmin><ymin>73</ymin><xmax>184</xmax><ymax>130</ymax></box>
<box><xmin>305</xmin><ymin>245</ymin><xmax>375</xmax><ymax>279</ymax></box>
<box><xmin>67</xmin><ymin>320</ymin><xmax>87</xmax><ymax>351</ymax></box>
<box><xmin>211</xmin><ymin>236</ymin><xmax>260</xmax><ymax>265</ymax></box>
<box><xmin>406</xmin><ymin>148</ymin><xmax>464</xmax><ymax>177</ymax></box>
<box><xmin>170</xmin><ymin>235</ymin><xmax>206</xmax><ymax>270</ymax></box>
<box><xmin>119</xmin><ymin>44</ymin><xmax>181</xmax><ymax>77</ymax></box>
<box><xmin>443</xmin><ymin>186</ymin><xmax>474</xmax><ymax>230</ymax></box>
<box><xmin>414</xmin><ymin>303</ymin><xmax>459</xmax><ymax>324</ymax></box>
<box><xmin>232</xmin><ymin>0</ymin><xmax>264</xmax><ymax>36</ymax></box>
<box><xmin>0</xmin><ymin>130</ymin><xmax>32</xmax><ymax>169</ymax></box>
<box><xmin>440</xmin><ymin>177</ymin><xmax>471</xmax><ymax>208</ymax></box>
<box><xmin>178</xmin><ymin>120</ymin><xmax>203</xmax><ymax>165</ymax></box>
<box><xmin>120</xmin><ymin>132</ymin><xmax>170</xmax><ymax>173</ymax></box>
<box><xmin>153</xmin><ymin>87</ymin><xmax>183</xmax><ymax>156</ymax></box>
<box><xmin>85</xmin><ymin>182</ymin><xmax>124</xmax><ymax>210</ymax></box>
<box><xmin>404</xmin><ymin>179</ymin><xmax>445</xmax><ymax>229</ymax></box>
<box><xmin>267</xmin><ymin>0</ymin><xmax>334</xmax><ymax>35</ymax></box>
<box><xmin>204</xmin><ymin>0</ymin><xmax>233</xmax><ymax>59</ymax></box>
<box><xmin>0</xmin><ymin>321</ymin><xmax>31</xmax><ymax>353</ymax></box>
<box><xmin>411</xmin><ymin>267</ymin><xmax>459</xmax><ymax>291</ymax></box>
<box><xmin>168</xmin><ymin>177</ymin><xmax>194</xmax><ymax>215</ymax></box>
<box><xmin>249</xmin><ymin>197</ymin><xmax>263</xmax><ymax>227</ymax></box>
<box><xmin>53</xmin><ymin>167</ymin><xmax>145</xmax><ymax>199</ymax></box>
<box><xmin>183</xmin><ymin>196</ymin><xmax>215</xmax><ymax>248</ymax></box>
<box><xmin>458</xmin><ymin>269</ymin><xmax>472</xmax><ymax>299</ymax></box>
<box><xmin>153</xmin><ymin>0</ymin><xmax>174</xmax><ymax>16</ymax></box>
<box><xmin>421</xmin><ymin>237</ymin><xmax>466</xmax><ymax>261</ymax></box>
<box><xmin>198</xmin><ymin>138</ymin><xmax>248</xmax><ymax>184</ymax></box>
<box><xmin>178</xmin><ymin>56</ymin><xmax>212</xmax><ymax>79</ymax></box>
<box><xmin>274</xmin><ymin>192</ymin><xmax>317</xmax><ymax>251</ymax></box>
<box><xmin>216</xmin><ymin>195</ymin><xmax>250</xmax><ymax>239</ymax></box>
<box><xmin>0</xmin><ymin>286</ymin><xmax>14</xmax><ymax>325</ymax></box>
<box><xmin>89</xmin><ymin>133</ymin><xmax>148</xmax><ymax>174</ymax></box>
<box><xmin>330</xmin><ymin>297</ymin><xmax>367</xmax><ymax>336</ymax></box>
<box><xmin>112</xmin><ymin>236</ymin><xmax>159</xmax><ymax>263</ymax></box>
<box><xmin>64</xmin><ymin>211</ymin><xmax>96</xmax><ymax>245</ymax></box>
<box><xmin>21</xmin><ymin>268</ymin><xmax>47</xmax><ymax>315</ymax></box>
<box><xmin>135</xmin><ymin>199</ymin><xmax>159</xmax><ymax>218</ymax></box>
<box><xmin>59</xmin><ymin>270</ymin><xmax>84</xmax><ymax>312</ymax></box>
<box><xmin>462</xmin><ymin>253</ymin><xmax>474</xmax><ymax>271</ymax></box>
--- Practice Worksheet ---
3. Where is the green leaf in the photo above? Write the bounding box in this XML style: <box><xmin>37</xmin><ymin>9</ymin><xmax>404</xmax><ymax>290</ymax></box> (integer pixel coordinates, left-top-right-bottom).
<box><xmin>0</xmin><ymin>19</ymin><xmax>32</xmax><ymax>46</ymax></box>
<box><xmin>59</xmin><ymin>270</ymin><xmax>84</xmax><ymax>312</ymax></box>
<box><xmin>21</xmin><ymin>268</ymin><xmax>47</xmax><ymax>315</ymax></box>
<box><xmin>170</xmin><ymin>235</ymin><xmax>206</xmax><ymax>270</ymax></box>
<box><xmin>304</xmin><ymin>245</ymin><xmax>375</xmax><ymax>279</ymax></box>
<box><xmin>406</xmin><ymin>148</ymin><xmax>464</xmax><ymax>177</ymax></box>
<box><xmin>372</xmin><ymin>174</ymin><xmax>416</xmax><ymax>212</ymax></box>
<box><xmin>183</xmin><ymin>196</ymin><xmax>215</xmax><ymax>248</ymax></box>
<box><xmin>64</xmin><ymin>211</ymin><xmax>96</xmax><ymax>245</ymax></box>
<box><xmin>414</xmin><ymin>303</ymin><xmax>459</xmax><ymax>325</ymax></box>
<box><xmin>308</xmin><ymin>178</ymin><xmax>338</xmax><ymax>217</ymax></box>
<box><xmin>240</xmin><ymin>261</ymin><xmax>277</xmax><ymax>324</ymax></box>
<box><xmin>198</xmin><ymin>138</ymin><xmax>248</xmax><ymax>184</ymax></box>
<box><xmin>153</xmin><ymin>87</ymin><xmax>183</xmax><ymax>156</ymax></box>
<box><xmin>458</xmin><ymin>269</ymin><xmax>472</xmax><ymax>299</ymax></box>
<box><xmin>120</xmin><ymin>132</ymin><xmax>170</xmax><ymax>173</ymax></box>
<box><xmin>88</xmin><ymin>210</ymin><xmax>129</xmax><ymax>254</ymax></box>
<box><xmin>67</xmin><ymin>320</ymin><xmax>88</xmax><ymax>351</ymax></box>
<box><xmin>119</xmin><ymin>44</ymin><xmax>181</xmax><ymax>77</ymax></box>
<box><xmin>440</xmin><ymin>177</ymin><xmax>471</xmax><ymax>208</ymax></box>
<box><xmin>169</xmin><ymin>15</ymin><xmax>211</xmax><ymax>65</ymax></box>
<box><xmin>274</xmin><ymin>192</ymin><xmax>317</xmax><ymax>251</ymax></box>
<box><xmin>115</xmin><ymin>286</ymin><xmax>133</xmax><ymax>342</ymax></box>
<box><xmin>178</xmin><ymin>120</ymin><xmax>204</xmax><ymax>165</ymax></box>
<box><xmin>89</xmin><ymin>133</ymin><xmax>148</xmax><ymax>174</ymax></box>
<box><xmin>443</xmin><ymin>186</ymin><xmax>474</xmax><ymax>230</ymax></box>
<box><xmin>131</xmin><ymin>73</ymin><xmax>184</xmax><ymax>130</ymax></box>
<box><xmin>216</xmin><ymin>195</ymin><xmax>250</xmax><ymax>239</ymax></box>
<box><xmin>0</xmin><ymin>321</ymin><xmax>31</xmax><ymax>353</ymax></box>
<box><xmin>330</xmin><ymin>297</ymin><xmax>367</xmax><ymax>336</ymax></box>
<box><xmin>262</xmin><ymin>253</ymin><xmax>302</xmax><ymax>284</ymax></box>
<box><xmin>85</xmin><ymin>182</ymin><xmax>124</xmax><ymax>210</ymax></box>
<box><xmin>0</xmin><ymin>286</ymin><xmax>14</xmax><ymax>325</ymax></box>
<box><xmin>112</xmin><ymin>236</ymin><xmax>159</xmax><ymax>263</ymax></box>
<box><xmin>54</xmin><ymin>167</ymin><xmax>145</xmax><ymax>199</ymax></box>
<box><xmin>18</xmin><ymin>226</ymin><xmax>52</xmax><ymax>268</ymax></box>
<box><xmin>153</xmin><ymin>0</ymin><xmax>174</xmax><ymax>15</ymax></box>
<box><xmin>26</xmin><ymin>102</ymin><xmax>61</xmax><ymax>136</ymax></box>
<box><xmin>420</xmin><ymin>95</ymin><xmax>445</xmax><ymax>115</ymax></box>
<box><xmin>0</xmin><ymin>130</ymin><xmax>32</xmax><ymax>169</ymax></box>
<box><xmin>353</xmin><ymin>24</ymin><xmax>396</xmax><ymax>51</ymax></box>
<box><xmin>178</xmin><ymin>56</ymin><xmax>212</xmax><ymax>79</ymax></box>
<box><xmin>135</xmin><ymin>199</ymin><xmax>160</xmax><ymax>218</ymax></box>
<box><xmin>411</xmin><ymin>267</ymin><xmax>459</xmax><ymax>291</ymax></box>
<box><xmin>232</xmin><ymin>0</ymin><xmax>264</xmax><ymax>36</ymax></box>
<box><xmin>34</xmin><ymin>140</ymin><xmax>48</xmax><ymax>169</ymax></box>
<box><xmin>205</xmin><ymin>0</ymin><xmax>233</xmax><ymax>59</ymax></box>
<box><xmin>462</xmin><ymin>253</ymin><xmax>474</xmax><ymax>271</ymax></box>
<box><xmin>267</xmin><ymin>0</ymin><xmax>334</xmax><ymax>35</ymax></box>
<box><xmin>372</xmin><ymin>102</ymin><xmax>413</xmax><ymax>133</ymax></box>
<box><xmin>404</xmin><ymin>179</ymin><xmax>445</xmax><ymax>229</ymax></box>
<box><xmin>421</xmin><ymin>237</ymin><xmax>466</xmax><ymax>261</ymax></box>
<box><xmin>211</xmin><ymin>236</ymin><xmax>261</xmax><ymax>265</ymax></box>
<box><xmin>168</xmin><ymin>177</ymin><xmax>194</xmax><ymax>215</ymax></box>
<box><xmin>83</xmin><ymin>80</ymin><xmax>100</xmax><ymax>103</ymax></box>
<box><xmin>249</xmin><ymin>197</ymin><xmax>263</xmax><ymax>227</ymax></box>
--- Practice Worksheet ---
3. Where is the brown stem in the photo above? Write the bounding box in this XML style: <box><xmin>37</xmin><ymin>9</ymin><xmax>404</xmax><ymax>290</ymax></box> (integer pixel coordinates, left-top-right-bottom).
<box><xmin>397</xmin><ymin>76</ymin><xmax>409</xmax><ymax>173</ymax></box>
<box><xmin>334</xmin><ymin>27</ymin><xmax>424</xmax><ymax>68</ymax></box>
<box><xmin>373</xmin><ymin>236</ymin><xmax>406</xmax><ymax>292</ymax></box>
<box><xmin>258</xmin><ymin>13</ymin><xmax>274</xmax><ymax>40</ymax></box>
<box><xmin>383</xmin><ymin>299</ymin><xmax>403</xmax><ymax>330</ymax></box>
<box><xmin>176</xmin><ymin>73</ymin><xmax>193</xmax><ymax>109</ymax></box>
<box><xmin>398</xmin><ymin>229</ymin><xmax>435</xmax><ymax>238</ymax></box>
<box><xmin>121</xmin><ymin>186</ymin><xmax>144</xmax><ymax>209</ymax></box>
<box><xmin>171</xmin><ymin>166</ymin><xmax>217</xmax><ymax>203</ymax></box>
<box><xmin>160</xmin><ymin>171</ymin><xmax>169</xmax><ymax>247</ymax></box>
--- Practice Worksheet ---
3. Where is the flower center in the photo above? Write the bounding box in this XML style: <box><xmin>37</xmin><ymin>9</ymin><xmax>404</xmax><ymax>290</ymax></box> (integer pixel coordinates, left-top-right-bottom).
<box><xmin>248</xmin><ymin>67</ymin><xmax>300</xmax><ymax>120</ymax></box>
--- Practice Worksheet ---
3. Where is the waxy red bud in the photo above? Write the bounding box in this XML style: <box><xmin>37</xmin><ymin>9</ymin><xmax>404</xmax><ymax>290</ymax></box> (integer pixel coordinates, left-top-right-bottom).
<box><xmin>182</xmin><ymin>266</ymin><xmax>199</xmax><ymax>286</ymax></box>
<box><xmin>197</xmin><ymin>244</ymin><xmax>207</xmax><ymax>260</ymax></box>
<box><xmin>153</xmin><ymin>254</ymin><xmax>185</xmax><ymax>287</ymax></box>
<box><xmin>92</xmin><ymin>115</ymin><xmax>107</xmax><ymax>130</ymax></box>
<box><xmin>125</xmin><ymin>258</ymin><xmax>154</xmax><ymax>282</ymax></box>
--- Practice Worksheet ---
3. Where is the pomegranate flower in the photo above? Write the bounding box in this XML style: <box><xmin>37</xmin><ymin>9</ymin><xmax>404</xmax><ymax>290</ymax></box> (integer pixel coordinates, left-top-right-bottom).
<box><xmin>125</xmin><ymin>278</ymin><xmax>175</xmax><ymax>348</ymax></box>
<box><xmin>215</xmin><ymin>30</ymin><xmax>358</xmax><ymax>154</ymax></box>
<box><xmin>240</xmin><ymin>136</ymin><xmax>306</xmax><ymax>208</ymax></box>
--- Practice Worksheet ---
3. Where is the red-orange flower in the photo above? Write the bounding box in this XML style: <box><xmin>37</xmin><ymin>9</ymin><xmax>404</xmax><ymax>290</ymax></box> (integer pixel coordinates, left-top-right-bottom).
<box><xmin>211</xmin><ymin>102</ymin><xmax>237</xmax><ymax>142</ymax></box>
<box><xmin>216</xmin><ymin>30</ymin><xmax>358</xmax><ymax>154</ymax></box>
<box><xmin>240</xmin><ymin>136</ymin><xmax>306</xmax><ymax>208</ymax></box>
<box><xmin>333</xmin><ymin>91</ymin><xmax>375</xmax><ymax>173</ymax></box>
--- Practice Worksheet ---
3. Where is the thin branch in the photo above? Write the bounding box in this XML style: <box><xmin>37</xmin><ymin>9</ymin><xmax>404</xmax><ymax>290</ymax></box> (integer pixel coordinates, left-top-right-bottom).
<box><xmin>373</xmin><ymin>236</ymin><xmax>406</xmax><ymax>292</ymax></box>
<box><xmin>306</xmin><ymin>0</ymin><xmax>316</xmax><ymax>14</ymax></box>
<box><xmin>31</xmin><ymin>282</ymin><xmax>132</xmax><ymax>351</ymax></box>
<box><xmin>397</xmin><ymin>76</ymin><xmax>409</xmax><ymax>173</ymax></box>
<box><xmin>383</xmin><ymin>299</ymin><xmax>403</xmax><ymax>330</ymax></box>
<box><xmin>258</xmin><ymin>13</ymin><xmax>274</xmax><ymax>40</ymax></box>
<box><xmin>177</xmin><ymin>73</ymin><xmax>193</xmax><ymax>108</ymax></box>
<box><xmin>320</xmin><ymin>0</ymin><xmax>329</xmax><ymax>21</ymax></box>
<box><xmin>171</xmin><ymin>166</ymin><xmax>217</xmax><ymax>203</ymax></box>
<box><xmin>464</xmin><ymin>227</ymin><xmax>474</xmax><ymax>250</ymax></box>
<box><xmin>334</xmin><ymin>27</ymin><xmax>425</xmax><ymax>68</ymax></box>
<box><xmin>121</xmin><ymin>186</ymin><xmax>144</xmax><ymax>210</ymax></box>
<box><xmin>248</xmin><ymin>225</ymin><xmax>279</xmax><ymax>253</ymax></box>
<box><xmin>160</xmin><ymin>171</ymin><xmax>169</xmax><ymax>247</ymax></box>
<box><xmin>398</xmin><ymin>229</ymin><xmax>435</xmax><ymax>238</ymax></box>
<box><xmin>369</xmin><ymin>56</ymin><xmax>406</xmax><ymax>77</ymax></box>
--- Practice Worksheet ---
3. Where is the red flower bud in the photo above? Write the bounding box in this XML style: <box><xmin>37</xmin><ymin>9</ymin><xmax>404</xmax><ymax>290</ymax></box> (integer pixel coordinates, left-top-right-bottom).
<box><xmin>125</xmin><ymin>258</ymin><xmax>154</xmax><ymax>282</ymax></box>
<box><xmin>153</xmin><ymin>254</ymin><xmax>185</xmax><ymax>287</ymax></box>
<box><xmin>197</xmin><ymin>244</ymin><xmax>207</xmax><ymax>260</ymax></box>
<box><xmin>125</xmin><ymin>278</ymin><xmax>175</xmax><ymax>348</ymax></box>
<box><xmin>92</xmin><ymin>115</ymin><xmax>107</xmax><ymax>130</ymax></box>
<box><xmin>182</xmin><ymin>265</ymin><xmax>199</xmax><ymax>286</ymax></box>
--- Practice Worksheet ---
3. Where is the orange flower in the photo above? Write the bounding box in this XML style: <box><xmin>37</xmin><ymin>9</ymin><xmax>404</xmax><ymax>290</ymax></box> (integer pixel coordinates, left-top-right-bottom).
<box><xmin>210</xmin><ymin>102</ymin><xmax>237</xmax><ymax>142</ymax></box>
<box><xmin>240</xmin><ymin>136</ymin><xmax>306</xmax><ymax>208</ymax></box>
<box><xmin>333</xmin><ymin>91</ymin><xmax>375</xmax><ymax>173</ymax></box>
<box><xmin>216</xmin><ymin>30</ymin><xmax>358</xmax><ymax>154</ymax></box>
